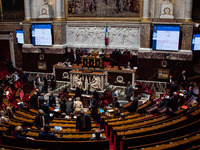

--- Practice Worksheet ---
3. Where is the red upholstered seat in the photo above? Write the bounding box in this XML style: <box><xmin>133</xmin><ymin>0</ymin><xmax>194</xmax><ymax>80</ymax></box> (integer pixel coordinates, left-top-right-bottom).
<box><xmin>104</xmin><ymin>62</ymin><xmax>110</xmax><ymax>67</ymax></box>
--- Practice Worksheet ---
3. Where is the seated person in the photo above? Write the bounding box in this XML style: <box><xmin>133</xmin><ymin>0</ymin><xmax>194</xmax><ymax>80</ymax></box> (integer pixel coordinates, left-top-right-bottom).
<box><xmin>166</xmin><ymin>92</ymin><xmax>179</xmax><ymax>113</ymax></box>
<box><xmin>34</xmin><ymin>109</ymin><xmax>49</xmax><ymax>130</ymax></box>
<box><xmin>0</xmin><ymin>116</ymin><xmax>9</xmax><ymax>124</ymax></box>
<box><xmin>39</xmin><ymin>125</ymin><xmax>59</xmax><ymax>140</ymax></box>
<box><xmin>13</xmin><ymin>126</ymin><xmax>35</xmax><ymax>140</ymax></box>
<box><xmin>124</xmin><ymin>62</ymin><xmax>133</xmax><ymax>70</ymax></box>
<box><xmin>4</xmin><ymin>75</ymin><xmax>12</xmax><ymax>86</ymax></box>
<box><xmin>11</xmin><ymin>71</ymin><xmax>20</xmax><ymax>82</ymax></box>
<box><xmin>114</xmin><ymin>108</ymin><xmax>120</xmax><ymax>116</ymax></box>
<box><xmin>63</xmin><ymin>58</ymin><xmax>71</xmax><ymax>66</ymax></box>
<box><xmin>90</xmin><ymin>129</ymin><xmax>106</xmax><ymax>140</ymax></box>
<box><xmin>5</xmin><ymin>107</ymin><xmax>15</xmax><ymax>119</ymax></box>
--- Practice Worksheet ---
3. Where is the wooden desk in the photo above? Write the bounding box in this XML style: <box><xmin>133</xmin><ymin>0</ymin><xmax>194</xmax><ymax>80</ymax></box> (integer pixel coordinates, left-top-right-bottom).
<box><xmin>53</xmin><ymin>64</ymin><xmax>136</xmax><ymax>88</ymax></box>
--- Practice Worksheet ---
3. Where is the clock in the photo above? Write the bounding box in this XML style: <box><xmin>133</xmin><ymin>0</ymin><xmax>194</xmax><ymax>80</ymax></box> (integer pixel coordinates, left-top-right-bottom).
<box><xmin>163</xmin><ymin>7</ymin><xmax>171</xmax><ymax>15</ymax></box>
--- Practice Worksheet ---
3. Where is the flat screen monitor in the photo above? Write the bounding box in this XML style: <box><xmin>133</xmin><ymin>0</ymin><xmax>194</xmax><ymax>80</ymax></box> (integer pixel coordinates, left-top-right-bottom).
<box><xmin>192</xmin><ymin>34</ymin><xmax>200</xmax><ymax>51</ymax></box>
<box><xmin>32</xmin><ymin>23</ymin><xmax>52</xmax><ymax>46</ymax></box>
<box><xmin>152</xmin><ymin>25</ymin><xmax>180</xmax><ymax>51</ymax></box>
<box><xmin>16</xmin><ymin>29</ymin><xmax>24</xmax><ymax>44</ymax></box>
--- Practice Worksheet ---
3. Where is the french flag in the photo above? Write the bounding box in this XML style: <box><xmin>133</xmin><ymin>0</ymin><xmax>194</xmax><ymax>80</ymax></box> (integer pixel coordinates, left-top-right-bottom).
<box><xmin>105</xmin><ymin>26</ymin><xmax>109</xmax><ymax>46</ymax></box>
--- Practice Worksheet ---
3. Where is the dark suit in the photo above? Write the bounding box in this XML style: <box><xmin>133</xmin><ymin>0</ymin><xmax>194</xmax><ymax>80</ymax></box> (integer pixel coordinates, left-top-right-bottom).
<box><xmin>13</xmin><ymin>129</ymin><xmax>29</xmax><ymax>140</ymax></box>
<box><xmin>166</xmin><ymin>96</ymin><xmax>178</xmax><ymax>112</ymax></box>
<box><xmin>178</xmin><ymin>73</ymin><xmax>187</xmax><ymax>88</ymax></box>
<box><xmin>43</xmin><ymin>76</ymin><xmax>49</xmax><ymax>93</ymax></box>
<box><xmin>169</xmin><ymin>83</ymin><xmax>178</xmax><ymax>97</ymax></box>
<box><xmin>50</xmin><ymin>75</ymin><xmax>56</xmax><ymax>90</ymax></box>
<box><xmin>65</xmin><ymin>101</ymin><xmax>74</xmax><ymax>115</ymax></box>
<box><xmin>30</xmin><ymin>95</ymin><xmax>38</xmax><ymax>109</ymax></box>
<box><xmin>71</xmin><ymin>53</ymin><xmax>80</xmax><ymax>65</ymax></box>
<box><xmin>75</xmin><ymin>87</ymin><xmax>84</xmax><ymax>98</ymax></box>
<box><xmin>84</xmin><ymin>89</ymin><xmax>91</xmax><ymax>95</ymax></box>
<box><xmin>76</xmin><ymin>114</ymin><xmax>91</xmax><ymax>131</ymax></box>
<box><xmin>34</xmin><ymin>114</ymin><xmax>49</xmax><ymax>130</ymax></box>
<box><xmin>39</xmin><ymin>132</ymin><xmax>59</xmax><ymax>140</ymax></box>
<box><xmin>93</xmin><ymin>90</ymin><xmax>99</xmax><ymax>101</ymax></box>
<box><xmin>49</xmin><ymin>95</ymin><xmax>56</xmax><ymax>107</ymax></box>
<box><xmin>22</xmin><ymin>73</ymin><xmax>28</xmax><ymax>84</ymax></box>
<box><xmin>88</xmin><ymin>98</ymin><xmax>98</xmax><ymax>121</ymax></box>
<box><xmin>128</xmin><ymin>97</ymin><xmax>138</xmax><ymax>113</ymax></box>
<box><xmin>39</xmin><ymin>96</ymin><xmax>45</xmax><ymax>108</ymax></box>
<box><xmin>41</xmin><ymin>103</ymin><xmax>50</xmax><ymax>116</ymax></box>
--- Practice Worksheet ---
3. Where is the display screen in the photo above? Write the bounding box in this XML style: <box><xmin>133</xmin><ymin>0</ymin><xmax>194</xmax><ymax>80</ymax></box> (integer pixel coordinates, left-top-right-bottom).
<box><xmin>32</xmin><ymin>24</ymin><xmax>52</xmax><ymax>46</ymax></box>
<box><xmin>152</xmin><ymin>25</ymin><xmax>180</xmax><ymax>51</ymax></box>
<box><xmin>192</xmin><ymin>34</ymin><xmax>200</xmax><ymax>51</ymax></box>
<box><xmin>16</xmin><ymin>30</ymin><xmax>24</xmax><ymax>44</ymax></box>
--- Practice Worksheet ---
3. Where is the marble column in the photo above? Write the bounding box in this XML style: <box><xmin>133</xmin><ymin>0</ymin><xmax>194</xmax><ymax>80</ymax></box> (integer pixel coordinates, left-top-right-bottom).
<box><xmin>24</xmin><ymin>0</ymin><xmax>31</xmax><ymax>20</ymax></box>
<box><xmin>184</xmin><ymin>0</ymin><xmax>193</xmax><ymax>22</ymax></box>
<box><xmin>55</xmin><ymin>0</ymin><xmax>64</xmax><ymax>20</ymax></box>
<box><xmin>141</xmin><ymin>0</ymin><xmax>150</xmax><ymax>22</ymax></box>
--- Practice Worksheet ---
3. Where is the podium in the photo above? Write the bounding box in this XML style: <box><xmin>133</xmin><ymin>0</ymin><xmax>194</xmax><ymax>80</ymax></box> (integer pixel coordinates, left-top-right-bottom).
<box><xmin>81</xmin><ymin>55</ymin><xmax>103</xmax><ymax>68</ymax></box>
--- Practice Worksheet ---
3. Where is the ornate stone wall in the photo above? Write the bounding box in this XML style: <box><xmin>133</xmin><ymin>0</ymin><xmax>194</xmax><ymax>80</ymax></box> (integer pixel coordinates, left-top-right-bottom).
<box><xmin>151</xmin><ymin>0</ymin><xmax>185</xmax><ymax>19</ymax></box>
<box><xmin>66</xmin><ymin>24</ymin><xmax>140</xmax><ymax>50</ymax></box>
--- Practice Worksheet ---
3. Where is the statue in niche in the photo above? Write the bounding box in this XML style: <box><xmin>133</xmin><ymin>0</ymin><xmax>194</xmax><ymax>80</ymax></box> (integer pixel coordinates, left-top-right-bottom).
<box><xmin>90</xmin><ymin>76</ymin><xmax>100</xmax><ymax>91</ymax></box>
<box><xmin>73</xmin><ymin>75</ymin><xmax>83</xmax><ymax>87</ymax></box>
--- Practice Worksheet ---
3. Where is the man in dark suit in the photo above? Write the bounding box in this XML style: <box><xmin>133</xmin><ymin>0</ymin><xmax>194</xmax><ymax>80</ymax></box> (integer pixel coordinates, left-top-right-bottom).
<box><xmin>88</xmin><ymin>95</ymin><xmax>98</xmax><ymax>121</ymax></box>
<box><xmin>166</xmin><ymin>92</ymin><xmax>179</xmax><ymax>113</ymax></box>
<box><xmin>49</xmin><ymin>92</ymin><xmax>56</xmax><ymax>107</ymax></box>
<box><xmin>40</xmin><ymin>102</ymin><xmax>50</xmax><ymax>116</ymax></box>
<box><xmin>43</xmin><ymin>73</ymin><xmax>49</xmax><ymax>93</ymax></box>
<box><xmin>21</xmin><ymin>71</ymin><xmax>28</xmax><ymax>84</ymax></box>
<box><xmin>75</xmin><ymin>85</ymin><xmax>84</xmax><ymax>98</ymax></box>
<box><xmin>39</xmin><ymin>94</ymin><xmax>45</xmax><ymax>109</ymax></box>
<box><xmin>13</xmin><ymin>126</ymin><xmax>35</xmax><ymax>140</ymax></box>
<box><xmin>84</xmin><ymin>87</ymin><xmax>91</xmax><ymax>95</ymax></box>
<box><xmin>128</xmin><ymin>94</ymin><xmax>140</xmax><ymax>113</ymax></box>
<box><xmin>71</xmin><ymin>51</ymin><xmax>80</xmax><ymax>65</ymax></box>
<box><xmin>76</xmin><ymin>110</ymin><xmax>91</xmax><ymax>131</ymax></box>
<box><xmin>124</xmin><ymin>61</ymin><xmax>133</xmax><ymax>70</ymax></box>
<box><xmin>38</xmin><ymin>125</ymin><xmax>59</xmax><ymax>140</ymax></box>
<box><xmin>30</xmin><ymin>92</ymin><xmax>38</xmax><ymax>109</ymax></box>
<box><xmin>50</xmin><ymin>73</ymin><xmax>56</xmax><ymax>91</ymax></box>
<box><xmin>169</xmin><ymin>81</ymin><xmax>179</xmax><ymax>97</ymax></box>
<box><xmin>34</xmin><ymin>109</ymin><xmax>49</xmax><ymax>130</ymax></box>
<box><xmin>65</xmin><ymin>98</ymin><xmax>74</xmax><ymax>115</ymax></box>
<box><xmin>178</xmin><ymin>70</ymin><xmax>187</xmax><ymax>89</ymax></box>
<box><xmin>111</xmin><ymin>49</ymin><xmax>121</xmax><ymax>66</ymax></box>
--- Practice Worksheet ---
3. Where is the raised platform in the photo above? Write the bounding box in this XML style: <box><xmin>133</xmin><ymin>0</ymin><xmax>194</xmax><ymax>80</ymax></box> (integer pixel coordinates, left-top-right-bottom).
<box><xmin>53</xmin><ymin>63</ymin><xmax>136</xmax><ymax>88</ymax></box>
